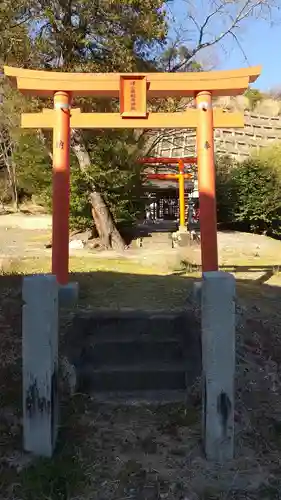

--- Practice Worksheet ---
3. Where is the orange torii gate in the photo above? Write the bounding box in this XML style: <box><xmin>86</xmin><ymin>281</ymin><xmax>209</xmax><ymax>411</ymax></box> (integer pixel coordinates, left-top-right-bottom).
<box><xmin>138</xmin><ymin>156</ymin><xmax>196</xmax><ymax>229</ymax></box>
<box><xmin>4</xmin><ymin>65</ymin><xmax>261</xmax><ymax>284</ymax></box>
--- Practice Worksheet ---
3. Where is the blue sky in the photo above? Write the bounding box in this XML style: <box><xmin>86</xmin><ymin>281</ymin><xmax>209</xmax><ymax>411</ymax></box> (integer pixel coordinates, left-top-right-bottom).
<box><xmin>168</xmin><ymin>0</ymin><xmax>281</xmax><ymax>92</ymax></box>
<box><xmin>219</xmin><ymin>19</ymin><xmax>281</xmax><ymax>91</ymax></box>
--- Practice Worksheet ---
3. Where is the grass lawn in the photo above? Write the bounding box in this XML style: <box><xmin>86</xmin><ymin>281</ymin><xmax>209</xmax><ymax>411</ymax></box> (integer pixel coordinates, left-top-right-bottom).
<box><xmin>5</xmin><ymin>253</ymin><xmax>281</xmax><ymax>309</ymax></box>
<box><xmin>4</xmin><ymin>255</ymin><xmax>199</xmax><ymax>310</ymax></box>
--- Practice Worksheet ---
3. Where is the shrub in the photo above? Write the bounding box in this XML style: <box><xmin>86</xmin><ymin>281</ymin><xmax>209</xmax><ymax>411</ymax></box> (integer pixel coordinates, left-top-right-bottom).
<box><xmin>216</xmin><ymin>155</ymin><xmax>237</xmax><ymax>225</ymax></box>
<box><xmin>232</xmin><ymin>158</ymin><xmax>281</xmax><ymax>234</ymax></box>
<box><xmin>216</xmin><ymin>151</ymin><xmax>281</xmax><ymax>236</ymax></box>
<box><xmin>254</xmin><ymin>142</ymin><xmax>281</xmax><ymax>177</ymax></box>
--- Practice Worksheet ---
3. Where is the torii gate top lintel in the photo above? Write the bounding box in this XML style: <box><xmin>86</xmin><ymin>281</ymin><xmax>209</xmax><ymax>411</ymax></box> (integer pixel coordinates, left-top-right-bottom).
<box><xmin>4</xmin><ymin>65</ymin><xmax>261</xmax><ymax>97</ymax></box>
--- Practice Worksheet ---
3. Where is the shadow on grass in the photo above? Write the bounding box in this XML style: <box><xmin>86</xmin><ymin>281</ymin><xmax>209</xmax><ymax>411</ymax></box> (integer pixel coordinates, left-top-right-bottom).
<box><xmin>74</xmin><ymin>270</ymin><xmax>197</xmax><ymax>309</ymax></box>
<box><xmin>1</xmin><ymin>269</ymin><xmax>281</xmax><ymax>500</ymax></box>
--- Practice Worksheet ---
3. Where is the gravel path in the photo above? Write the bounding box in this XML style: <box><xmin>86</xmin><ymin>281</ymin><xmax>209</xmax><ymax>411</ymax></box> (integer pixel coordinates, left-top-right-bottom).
<box><xmin>0</xmin><ymin>227</ymin><xmax>51</xmax><ymax>258</ymax></box>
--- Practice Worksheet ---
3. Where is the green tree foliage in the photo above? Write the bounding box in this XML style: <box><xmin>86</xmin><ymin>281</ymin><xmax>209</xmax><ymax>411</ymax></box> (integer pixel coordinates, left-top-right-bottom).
<box><xmin>159</xmin><ymin>45</ymin><xmax>202</xmax><ymax>72</ymax></box>
<box><xmin>25</xmin><ymin>0</ymin><xmax>167</xmax><ymax>72</ymax></box>
<box><xmin>216</xmin><ymin>149</ymin><xmax>281</xmax><ymax>236</ymax></box>
<box><xmin>2</xmin><ymin>1</ymin><xmax>276</xmax><ymax>237</ymax></box>
<box><xmin>68</xmin><ymin>131</ymin><xmax>144</xmax><ymax>230</ymax></box>
<box><xmin>2</xmin><ymin>0</ymin><xmax>168</xmax><ymax>234</ymax></box>
<box><xmin>12</xmin><ymin>133</ymin><xmax>52</xmax><ymax>204</ymax></box>
<box><xmin>11</xmin><ymin>130</ymin><xmax>145</xmax><ymax>231</ymax></box>
<box><xmin>244</xmin><ymin>88</ymin><xmax>264</xmax><ymax>111</ymax></box>
<box><xmin>0</xmin><ymin>1</ymin><xmax>34</xmax><ymax>66</ymax></box>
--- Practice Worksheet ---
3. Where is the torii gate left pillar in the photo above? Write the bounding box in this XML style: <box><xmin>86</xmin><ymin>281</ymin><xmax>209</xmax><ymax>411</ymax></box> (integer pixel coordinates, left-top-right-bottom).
<box><xmin>52</xmin><ymin>92</ymin><xmax>71</xmax><ymax>285</ymax></box>
<box><xmin>52</xmin><ymin>91</ymin><xmax>71</xmax><ymax>285</ymax></box>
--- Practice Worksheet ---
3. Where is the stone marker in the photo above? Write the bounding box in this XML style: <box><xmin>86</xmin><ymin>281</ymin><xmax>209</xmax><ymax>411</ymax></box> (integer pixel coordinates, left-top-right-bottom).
<box><xmin>201</xmin><ymin>271</ymin><xmax>236</xmax><ymax>462</ymax></box>
<box><xmin>22</xmin><ymin>275</ymin><xmax>59</xmax><ymax>457</ymax></box>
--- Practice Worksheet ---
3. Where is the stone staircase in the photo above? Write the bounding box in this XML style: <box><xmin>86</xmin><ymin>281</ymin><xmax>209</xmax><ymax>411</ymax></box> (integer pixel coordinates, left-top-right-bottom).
<box><xmin>65</xmin><ymin>309</ymin><xmax>201</xmax><ymax>402</ymax></box>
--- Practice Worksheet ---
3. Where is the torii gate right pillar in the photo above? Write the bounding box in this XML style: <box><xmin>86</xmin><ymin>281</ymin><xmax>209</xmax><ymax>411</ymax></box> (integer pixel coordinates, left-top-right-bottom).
<box><xmin>196</xmin><ymin>91</ymin><xmax>218</xmax><ymax>272</ymax></box>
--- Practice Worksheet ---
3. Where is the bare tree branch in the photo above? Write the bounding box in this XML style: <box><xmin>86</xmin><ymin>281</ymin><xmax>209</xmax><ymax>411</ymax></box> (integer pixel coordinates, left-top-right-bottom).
<box><xmin>228</xmin><ymin>31</ymin><xmax>250</xmax><ymax>66</ymax></box>
<box><xmin>169</xmin><ymin>0</ymin><xmax>278</xmax><ymax>72</ymax></box>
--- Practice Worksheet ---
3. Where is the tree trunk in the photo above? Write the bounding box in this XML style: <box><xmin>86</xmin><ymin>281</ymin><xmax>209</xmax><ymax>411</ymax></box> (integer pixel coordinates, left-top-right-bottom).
<box><xmin>11</xmin><ymin>161</ymin><xmax>19</xmax><ymax>211</ymax></box>
<box><xmin>90</xmin><ymin>195</ymin><xmax>111</xmax><ymax>248</ymax></box>
<box><xmin>0</xmin><ymin>132</ymin><xmax>19</xmax><ymax>211</ymax></box>
<box><xmin>70</xmin><ymin>129</ymin><xmax>125</xmax><ymax>251</ymax></box>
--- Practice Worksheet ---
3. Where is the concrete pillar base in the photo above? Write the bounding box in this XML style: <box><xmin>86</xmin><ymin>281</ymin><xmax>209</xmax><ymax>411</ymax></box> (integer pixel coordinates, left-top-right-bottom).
<box><xmin>22</xmin><ymin>274</ymin><xmax>59</xmax><ymax>457</ymax></box>
<box><xmin>58</xmin><ymin>282</ymin><xmax>79</xmax><ymax>306</ymax></box>
<box><xmin>201</xmin><ymin>271</ymin><xmax>235</xmax><ymax>462</ymax></box>
<box><xmin>178</xmin><ymin>231</ymin><xmax>191</xmax><ymax>247</ymax></box>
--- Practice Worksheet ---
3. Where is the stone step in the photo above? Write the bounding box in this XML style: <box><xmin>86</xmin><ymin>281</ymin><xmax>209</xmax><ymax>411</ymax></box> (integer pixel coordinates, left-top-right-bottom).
<box><xmin>70</xmin><ymin>313</ymin><xmax>185</xmax><ymax>343</ymax></box>
<box><xmin>66</xmin><ymin>309</ymin><xmax>201</xmax><ymax>398</ymax></box>
<box><xmin>78</xmin><ymin>362</ymin><xmax>188</xmax><ymax>393</ymax></box>
<box><xmin>90</xmin><ymin>390</ymin><xmax>188</xmax><ymax>405</ymax></box>
<box><xmin>79</xmin><ymin>339</ymin><xmax>183</xmax><ymax>367</ymax></box>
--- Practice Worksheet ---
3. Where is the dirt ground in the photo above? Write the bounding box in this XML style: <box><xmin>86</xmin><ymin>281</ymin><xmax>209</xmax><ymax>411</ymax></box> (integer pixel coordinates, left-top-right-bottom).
<box><xmin>1</xmin><ymin>211</ymin><xmax>281</xmax><ymax>284</ymax></box>
<box><xmin>1</xmin><ymin>212</ymin><xmax>281</xmax><ymax>499</ymax></box>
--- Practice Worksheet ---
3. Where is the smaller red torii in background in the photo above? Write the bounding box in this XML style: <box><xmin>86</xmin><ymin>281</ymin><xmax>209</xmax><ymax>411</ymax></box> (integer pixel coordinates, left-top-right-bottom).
<box><xmin>138</xmin><ymin>156</ymin><xmax>196</xmax><ymax>230</ymax></box>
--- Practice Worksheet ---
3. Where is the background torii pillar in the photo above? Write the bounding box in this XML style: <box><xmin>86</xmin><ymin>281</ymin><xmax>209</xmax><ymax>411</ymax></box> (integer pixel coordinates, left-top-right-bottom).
<box><xmin>178</xmin><ymin>158</ymin><xmax>186</xmax><ymax>231</ymax></box>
